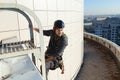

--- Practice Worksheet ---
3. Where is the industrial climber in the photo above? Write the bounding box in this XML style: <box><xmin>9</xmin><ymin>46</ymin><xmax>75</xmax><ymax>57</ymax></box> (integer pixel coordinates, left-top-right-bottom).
<box><xmin>34</xmin><ymin>20</ymin><xmax>68</xmax><ymax>77</ymax></box>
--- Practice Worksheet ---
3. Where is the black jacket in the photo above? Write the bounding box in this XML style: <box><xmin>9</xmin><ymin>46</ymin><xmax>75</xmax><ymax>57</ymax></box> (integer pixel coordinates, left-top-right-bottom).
<box><xmin>43</xmin><ymin>30</ymin><xmax>68</xmax><ymax>57</ymax></box>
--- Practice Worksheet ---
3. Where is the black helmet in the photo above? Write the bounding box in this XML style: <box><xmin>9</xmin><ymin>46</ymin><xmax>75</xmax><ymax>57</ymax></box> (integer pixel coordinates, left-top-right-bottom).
<box><xmin>54</xmin><ymin>20</ymin><xmax>65</xmax><ymax>28</ymax></box>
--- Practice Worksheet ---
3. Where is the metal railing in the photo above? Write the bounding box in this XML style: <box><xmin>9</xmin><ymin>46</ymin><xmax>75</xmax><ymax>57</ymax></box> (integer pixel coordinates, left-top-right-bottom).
<box><xmin>0</xmin><ymin>3</ymin><xmax>46</xmax><ymax>80</ymax></box>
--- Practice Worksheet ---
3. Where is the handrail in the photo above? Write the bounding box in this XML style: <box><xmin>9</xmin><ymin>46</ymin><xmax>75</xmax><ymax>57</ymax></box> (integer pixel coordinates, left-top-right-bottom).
<box><xmin>0</xmin><ymin>8</ymin><xmax>34</xmax><ymax>42</ymax></box>
<box><xmin>84</xmin><ymin>32</ymin><xmax>120</xmax><ymax>67</ymax></box>
<box><xmin>0</xmin><ymin>3</ymin><xmax>46</xmax><ymax>80</ymax></box>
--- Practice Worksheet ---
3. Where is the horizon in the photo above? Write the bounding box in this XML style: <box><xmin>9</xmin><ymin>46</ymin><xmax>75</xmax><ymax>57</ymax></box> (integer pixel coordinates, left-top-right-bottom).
<box><xmin>84</xmin><ymin>13</ymin><xmax>120</xmax><ymax>16</ymax></box>
<box><xmin>84</xmin><ymin>0</ymin><xmax>120</xmax><ymax>15</ymax></box>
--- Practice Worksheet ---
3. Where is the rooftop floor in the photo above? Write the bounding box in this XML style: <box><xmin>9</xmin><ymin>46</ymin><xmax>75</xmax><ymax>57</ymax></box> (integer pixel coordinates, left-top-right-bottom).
<box><xmin>75</xmin><ymin>38</ymin><xmax>120</xmax><ymax>80</ymax></box>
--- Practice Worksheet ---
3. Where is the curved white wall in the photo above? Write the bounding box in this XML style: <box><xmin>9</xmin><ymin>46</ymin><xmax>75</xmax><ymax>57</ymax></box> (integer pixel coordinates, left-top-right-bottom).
<box><xmin>0</xmin><ymin>0</ymin><xmax>83</xmax><ymax>80</ymax></box>
<box><xmin>84</xmin><ymin>32</ymin><xmax>120</xmax><ymax>66</ymax></box>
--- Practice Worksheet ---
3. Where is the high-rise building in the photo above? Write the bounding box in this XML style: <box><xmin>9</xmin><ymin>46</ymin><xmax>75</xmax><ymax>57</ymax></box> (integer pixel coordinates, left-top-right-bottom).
<box><xmin>93</xmin><ymin>17</ymin><xmax>120</xmax><ymax>45</ymax></box>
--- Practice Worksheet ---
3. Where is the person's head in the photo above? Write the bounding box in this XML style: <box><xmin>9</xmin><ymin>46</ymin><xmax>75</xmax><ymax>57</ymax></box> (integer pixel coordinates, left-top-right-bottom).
<box><xmin>53</xmin><ymin>20</ymin><xmax>65</xmax><ymax>37</ymax></box>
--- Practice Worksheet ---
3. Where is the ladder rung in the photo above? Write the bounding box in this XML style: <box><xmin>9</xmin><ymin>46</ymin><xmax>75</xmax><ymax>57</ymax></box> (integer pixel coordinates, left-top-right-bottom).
<box><xmin>0</xmin><ymin>40</ymin><xmax>37</xmax><ymax>55</ymax></box>
<box><xmin>29</xmin><ymin>41</ymin><xmax>36</xmax><ymax>48</ymax></box>
<box><xmin>0</xmin><ymin>48</ymin><xmax>41</xmax><ymax>59</ymax></box>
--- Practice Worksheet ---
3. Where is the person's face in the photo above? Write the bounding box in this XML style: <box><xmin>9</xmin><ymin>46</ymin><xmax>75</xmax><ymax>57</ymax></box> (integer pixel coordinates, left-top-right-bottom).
<box><xmin>55</xmin><ymin>28</ymin><xmax>63</xmax><ymax>37</ymax></box>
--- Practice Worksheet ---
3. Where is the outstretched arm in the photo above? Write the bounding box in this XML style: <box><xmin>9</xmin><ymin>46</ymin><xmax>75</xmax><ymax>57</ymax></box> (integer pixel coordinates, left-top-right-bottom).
<box><xmin>60</xmin><ymin>61</ymin><xmax>64</xmax><ymax>74</ymax></box>
<box><xmin>34</xmin><ymin>27</ymin><xmax>53</xmax><ymax>36</ymax></box>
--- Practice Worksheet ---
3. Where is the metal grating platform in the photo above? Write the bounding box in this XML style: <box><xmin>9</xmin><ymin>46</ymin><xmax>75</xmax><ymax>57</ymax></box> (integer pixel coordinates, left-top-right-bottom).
<box><xmin>0</xmin><ymin>40</ymin><xmax>40</xmax><ymax>59</ymax></box>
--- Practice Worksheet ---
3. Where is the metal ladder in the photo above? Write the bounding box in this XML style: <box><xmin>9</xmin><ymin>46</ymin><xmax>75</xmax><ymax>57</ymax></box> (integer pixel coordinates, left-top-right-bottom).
<box><xmin>0</xmin><ymin>40</ymin><xmax>41</xmax><ymax>59</ymax></box>
<box><xmin>0</xmin><ymin>3</ymin><xmax>46</xmax><ymax>80</ymax></box>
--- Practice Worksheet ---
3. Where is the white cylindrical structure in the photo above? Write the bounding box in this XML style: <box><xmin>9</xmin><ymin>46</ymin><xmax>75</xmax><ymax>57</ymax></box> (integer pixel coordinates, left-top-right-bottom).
<box><xmin>0</xmin><ymin>0</ymin><xmax>83</xmax><ymax>80</ymax></box>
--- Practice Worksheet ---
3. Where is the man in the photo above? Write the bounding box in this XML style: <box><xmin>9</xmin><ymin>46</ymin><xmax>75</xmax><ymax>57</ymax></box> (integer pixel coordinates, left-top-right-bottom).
<box><xmin>34</xmin><ymin>20</ymin><xmax>68</xmax><ymax>77</ymax></box>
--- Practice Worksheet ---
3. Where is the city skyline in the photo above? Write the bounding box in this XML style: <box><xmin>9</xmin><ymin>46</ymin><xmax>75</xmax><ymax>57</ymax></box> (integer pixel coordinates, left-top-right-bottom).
<box><xmin>84</xmin><ymin>0</ymin><xmax>120</xmax><ymax>15</ymax></box>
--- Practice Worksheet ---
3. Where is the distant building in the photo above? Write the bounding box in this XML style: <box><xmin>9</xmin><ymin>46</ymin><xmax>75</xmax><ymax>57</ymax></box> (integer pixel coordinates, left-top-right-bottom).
<box><xmin>93</xmin><ymin>17</ymin><xmax>120</xmax><ymax>45</ymax></box>
<box><xmin>96</xmin><ymin>17</ymin><xmax>106</xmax><ymax>21</ymax></box>
<box><xmin>84</xmin><ymin>17</ymin><xmax>120</xmax><ymax>45</ymax></box>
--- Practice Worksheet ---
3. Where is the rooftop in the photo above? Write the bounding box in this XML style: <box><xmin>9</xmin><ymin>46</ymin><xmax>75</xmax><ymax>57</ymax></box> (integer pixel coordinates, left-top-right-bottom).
<box><xmin>75</xmin><ymin>38</ymin><xmax>120</xmax><ymax>80</ymax></box>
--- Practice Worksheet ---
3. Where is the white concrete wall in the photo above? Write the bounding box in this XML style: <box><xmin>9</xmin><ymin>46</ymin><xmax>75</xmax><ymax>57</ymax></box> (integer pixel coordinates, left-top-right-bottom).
<box><xmin>0</xmin><ymin>0</ymin><xmax>83</xmax><ymax>80</ymax></box>
<box><xmin>84</xmin><ymin>32</ymin><xmax>120</xmax><ymax>66</ymax></box>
